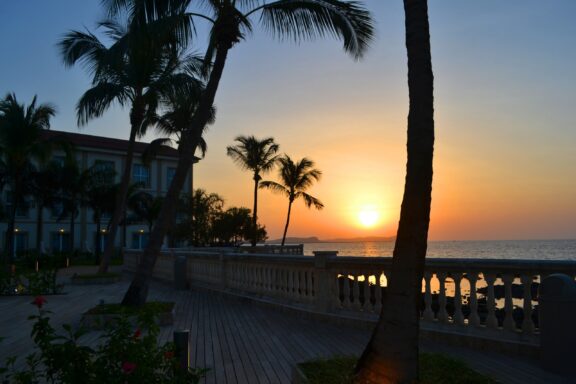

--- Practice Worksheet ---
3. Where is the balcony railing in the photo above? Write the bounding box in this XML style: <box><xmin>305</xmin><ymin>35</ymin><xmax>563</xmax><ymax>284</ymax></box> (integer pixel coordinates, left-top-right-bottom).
<box><xmin>124</xmin><ymin>249</ymin><xmax>576</xmax><ymax>351</ymax></box>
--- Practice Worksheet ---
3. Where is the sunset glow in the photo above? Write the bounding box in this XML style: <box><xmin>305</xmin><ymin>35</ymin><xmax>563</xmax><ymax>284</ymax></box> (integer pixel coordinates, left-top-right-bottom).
<box><xmin>358</xmin><ymin>207</ymin><xmax>380</xmax><ymax>228</ymax></box>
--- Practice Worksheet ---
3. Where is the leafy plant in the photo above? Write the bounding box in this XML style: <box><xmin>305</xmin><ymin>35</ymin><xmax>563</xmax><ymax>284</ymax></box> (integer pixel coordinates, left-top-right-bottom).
<box><xmin>0</xmin><ymin>297</ymin><xmax>206</xmax><ymax>383</ymax></box>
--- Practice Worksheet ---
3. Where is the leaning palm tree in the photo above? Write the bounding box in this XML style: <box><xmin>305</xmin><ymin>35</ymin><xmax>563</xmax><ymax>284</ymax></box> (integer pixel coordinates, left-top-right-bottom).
<box><xmin>227</xmin><ymin>135</ymin><xmax>279</xmax><ymax>246</ymax></box>
<box><xmin>120</xmin><ymin>0</ymin><xmax>374</xmax><ymax>306</ymax></box>
<box><xmin>58</xmin><ymin>7</ymin><xmax>203</xmax><ymax>274</ymax></box>
<box><xmin>0</xmin><ymin>93</ymin><xmax>56</xmax><ymax>262</ymax></box>
<box><xmin>260</xmin><ymin>155</ymin><xmax>323</xmax><ymax>246</ymax></box>
<box><xmin>354</xmin><ymin>0</ymin><xmax>435</xmax><ymax>382</ymax></box>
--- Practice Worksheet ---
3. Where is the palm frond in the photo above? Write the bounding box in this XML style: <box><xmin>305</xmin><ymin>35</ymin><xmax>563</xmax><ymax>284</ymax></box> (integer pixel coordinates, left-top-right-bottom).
<box><xmin>76</xmin><ymin>83</ymin><xmax>131</xmax><ymax>126</ymax></box>
<box><xmin>259</xmin><ymin>180</ymin><xmax>289</xmax><ymax>197</ymax></box>
<box><xmin>296</xmin><ymin>191</ymin><xmax>324</xmax><ymax>209</ymax></box>
<box><xmin>251</xmin><ymin>0</ymin><xmax>374</xmax><ymax>60</ymax></box>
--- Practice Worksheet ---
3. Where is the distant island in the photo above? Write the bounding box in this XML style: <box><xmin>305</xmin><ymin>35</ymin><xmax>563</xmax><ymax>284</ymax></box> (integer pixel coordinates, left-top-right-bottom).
<box><xmin>266</xmin><ymin>236</ymin><xmax>395</xmax><ymax>244</ymax></box>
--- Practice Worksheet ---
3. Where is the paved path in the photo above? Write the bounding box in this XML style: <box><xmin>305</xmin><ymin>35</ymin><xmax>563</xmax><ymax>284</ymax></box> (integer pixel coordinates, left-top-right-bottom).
<box><xmin>0</xmin><ymin>269</ymin><xmax>570</xmax><ymax>384</ymax></box>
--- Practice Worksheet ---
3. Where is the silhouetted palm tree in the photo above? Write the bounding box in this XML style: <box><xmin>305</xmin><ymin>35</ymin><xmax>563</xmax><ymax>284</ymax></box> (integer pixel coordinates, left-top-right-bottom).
<box><xmin>260</xmin><ymin>155</ymin><xmax>323</xmax><ymax>246</ymax></box>
<box><xmin>227</xmin><ymin>136</ymin><xmax>279</xmax><ymax>246</ymax></box>
<box><xmin>31</xmin><ymin>163</ymin><xmax>62</xmax><ymax>254</ymax></box>
<box><xmin>0</xmin><ymin>93</ymin><xmax>56</xmax><ymax>262</ymax></box>
<box><xmin>58</xmin><ymin>6</ymin><xmax>203</xmax><ymax>273</ymax></box>
<box><xmin>122</xmin><ymin>0</ymin><xmax>374</xmax><ymax>306</ymax></box>
<box><xmin>354</xmin><ymin>1</ymin><xmax>435</xmax><ymax>382</ymax></box>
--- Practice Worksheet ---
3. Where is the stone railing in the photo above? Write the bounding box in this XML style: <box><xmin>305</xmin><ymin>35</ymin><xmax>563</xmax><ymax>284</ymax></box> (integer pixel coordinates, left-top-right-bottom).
<box><xmin>124</xmin><ymin>249</ymin><xmax>576</xmax><ymax>351</ymax></box>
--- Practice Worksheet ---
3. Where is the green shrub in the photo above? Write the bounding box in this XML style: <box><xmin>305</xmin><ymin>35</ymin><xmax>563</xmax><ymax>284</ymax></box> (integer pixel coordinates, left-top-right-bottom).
<box><xmin>299</xmin><ymin>354</ymin><xmax>497</xmax><ymax>384</ymax></box>
<box><xmin>0</xmin><ymin>297</ymin><xmax>206</xmax><ymax>383</ymax></box>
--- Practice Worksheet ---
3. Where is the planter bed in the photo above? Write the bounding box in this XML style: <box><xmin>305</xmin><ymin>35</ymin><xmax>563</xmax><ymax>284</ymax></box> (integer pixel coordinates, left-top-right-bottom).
<box><xmin>70</xmin><ymin>272</ymin><xmax>121</xmax><ymax>285</ymax></box>
<box><xmin>293</xmin><ymin>354</ymin><xmax>496</xmax><ymax>384</ymax></box>
<box><xmin>81</xmin><ymin>301</ymin><xmax>175</xmax><ymax>329</ymax></box>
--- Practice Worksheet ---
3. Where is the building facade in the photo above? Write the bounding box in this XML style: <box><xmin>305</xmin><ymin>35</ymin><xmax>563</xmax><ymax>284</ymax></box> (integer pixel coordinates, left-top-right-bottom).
<box><xmin>1</xmin><ymin>130</ymin><xmax>195</xmax><ymax>253</ymax></box>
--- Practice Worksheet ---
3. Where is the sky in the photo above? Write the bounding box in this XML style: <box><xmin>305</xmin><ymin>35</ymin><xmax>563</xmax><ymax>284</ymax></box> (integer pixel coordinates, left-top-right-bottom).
<box><xmin>1</xmin><ymin>1</ymin><xmax>575</xmax><ymax>241</ymax></box>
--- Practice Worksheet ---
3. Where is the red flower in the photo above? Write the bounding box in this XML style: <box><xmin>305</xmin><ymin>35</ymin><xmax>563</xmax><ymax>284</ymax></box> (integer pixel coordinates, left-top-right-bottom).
<box><xmin>164</xmin><ymin>351</ymin><xmax>174</xmax><ymax>360</ymax></box>
<box><xmin>32</xmin><ymin>296</ymin><xmax>47</xmax><ymax>309</ymax></box>
<box><xmin>133</xmin><ymin>328</ymin><xmax>141</xmax><ymax>339</ymax></box>
<box><xmin>122</xmin><ymin>361</ymin><xmax>137</xmax><ymax>374</ymax></box>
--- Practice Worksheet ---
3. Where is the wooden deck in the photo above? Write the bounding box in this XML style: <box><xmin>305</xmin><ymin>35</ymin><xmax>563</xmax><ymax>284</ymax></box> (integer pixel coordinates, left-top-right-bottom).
<box><xmin>0</xmin><ymin>269</ymin><xmax>570</xmax><ymax>384</ymax></box>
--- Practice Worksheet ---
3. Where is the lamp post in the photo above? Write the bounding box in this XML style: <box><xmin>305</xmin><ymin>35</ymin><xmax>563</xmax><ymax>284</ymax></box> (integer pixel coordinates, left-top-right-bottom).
<box><xmin>139</xmin><ymin>229</ymin><xmax>144</xmax><ymax>249</ymax></box>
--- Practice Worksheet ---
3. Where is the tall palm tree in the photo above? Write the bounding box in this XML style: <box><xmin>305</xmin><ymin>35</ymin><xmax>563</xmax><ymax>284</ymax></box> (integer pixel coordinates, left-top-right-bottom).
<box><xmin>58</xmin><ymin>7</ymin><xmax>203</xmax><ymax>273</ymax></box>
<box><xmin>31</xmin><ymin>163</ymin><xmax>61</xmax><ymax>254</ymax></box>
<box><xmin>0</xmin><ymin>93</ymin><xmax>56</xmax><ymax>262</ymax></box>
<box><xmin>227</xmin><ymin>135</ymin><xmax>279</xmax><ymax>246</ymax></box>
<box><xmin>354</xmin><ymin>0</ymin><xmax>435</xmax><ymax>382</ymax></box>
<box><xmin>260</xmin><ymin>155</ymin><xmax>323</xmax><ymax>246</ymax></box>
<box><xmin>56</xmin><ymin>158</ymin><xmax>97</xmax><ymax>253</ymax></box>
<box><xmin>121</xmin><ymin>0</ymin><xmax>374</xmax><ymax>306</ymax></box>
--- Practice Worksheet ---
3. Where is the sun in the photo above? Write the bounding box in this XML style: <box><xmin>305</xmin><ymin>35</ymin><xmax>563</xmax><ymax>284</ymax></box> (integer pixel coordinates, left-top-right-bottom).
<box><xmin>358</xmin><ymin>208</ymin><xmax>379</xmax><ymax>228</ymax></box>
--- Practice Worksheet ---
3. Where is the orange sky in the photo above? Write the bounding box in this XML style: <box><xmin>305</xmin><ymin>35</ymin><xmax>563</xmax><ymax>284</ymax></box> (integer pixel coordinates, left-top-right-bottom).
<box><xmin>1</xmin><ymin>1</ymin><xmax>575</xmax><ymax>241</ymax></box>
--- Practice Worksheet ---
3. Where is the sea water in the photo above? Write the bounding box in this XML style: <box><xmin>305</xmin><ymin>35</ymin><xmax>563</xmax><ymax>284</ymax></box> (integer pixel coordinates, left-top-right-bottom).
<box><xmin>303</xmin><ymin>239</ymin><xmax>576</xmax><ymax>260</ymax></box>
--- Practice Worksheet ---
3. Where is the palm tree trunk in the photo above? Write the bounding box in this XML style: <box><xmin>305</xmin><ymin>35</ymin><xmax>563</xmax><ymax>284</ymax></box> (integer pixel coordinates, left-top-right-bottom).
<box><xmin>36</xmin><ymin>202</ymin><xmax>44</xmax><ymax>254</ymax></box>
<box><xmin>121</xmin><ymin>46</ymin><xmax>231</xmax><ymax>307</ymax></box>
<box><xmin>95</xmin><ymin>215</ymin><xmax>101</xmax><ymax>264</ymax></box>
<box><xmin>354</xmin><ymin>0</ymin><xmax>434</xmax><ymax>383</ymax></box>
<box><xmin>4</xmin><ymin>181</ymin><xmax>20</xmax><ymax>264</ymax></box>
<box><xmin>99</xmin><ymin>122</ymin><xmax>140</xmax><ymax>273</ymax></box>
<box><xmin>252</xmin><ymin>176</ymin><xmax>259</xmax><ymax>246</ymax></box>
<box><xmin>5</xmin><ymin>203</ymin><xmax>17</xmax><ymax>264</ymax></box>
<box><xmin>70</xmin><ymin>209</ymin><xmax>76</xmax><ymax>253</ymax></box>
<box><xmin>281</xmin><ymin>199</ymin><xmax>293</xmax><ymax>247</ymax></box>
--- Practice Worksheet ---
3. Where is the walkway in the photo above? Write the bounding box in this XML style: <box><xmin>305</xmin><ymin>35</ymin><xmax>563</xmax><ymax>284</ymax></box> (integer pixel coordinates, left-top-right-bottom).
<box><xmin>0</xmin><ymin>269</ymin><xmax>570</xmax><ymax>384</ymax></box>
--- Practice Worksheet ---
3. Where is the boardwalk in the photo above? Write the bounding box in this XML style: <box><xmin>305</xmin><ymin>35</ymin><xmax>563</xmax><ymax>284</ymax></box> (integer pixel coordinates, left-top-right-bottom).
<box><xmin>0</xmin><ymin>270</ymin><xmax>570</xmax><ymax>384</ymax></box>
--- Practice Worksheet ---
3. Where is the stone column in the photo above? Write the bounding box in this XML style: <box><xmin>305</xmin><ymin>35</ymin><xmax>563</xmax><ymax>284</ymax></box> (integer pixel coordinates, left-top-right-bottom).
<box><xmin>313</xmin><ymin>251</ymin><xmax>338</xmax><ymax>312</ymax></box>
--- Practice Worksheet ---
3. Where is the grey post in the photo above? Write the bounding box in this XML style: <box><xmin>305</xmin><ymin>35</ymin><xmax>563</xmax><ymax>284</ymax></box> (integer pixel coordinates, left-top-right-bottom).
<box><xmin>173</xmin><ymin>329</ymin><xmax>190</xmax><ymax>370</ymax></box>
<box><xmin>174</xmin><ymin>251</ymin><xmax>187</xmax><ymax>290</ymax></box>
<box><xmin>539</xmin><ymin>273</ymin><xmax>576</xmax><ymax>377</ymax></box>
<box><xmin>313</xmin><ymin>251</ymin><xmax>338</xmax><ymax>312</ymax></box>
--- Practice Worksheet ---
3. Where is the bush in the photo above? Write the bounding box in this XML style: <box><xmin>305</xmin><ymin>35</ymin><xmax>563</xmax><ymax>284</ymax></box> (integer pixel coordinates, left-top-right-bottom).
<box><xmin>299</xmin><ymin>354</ymin><xmax>497</xmax><ymax>384</ymax></box>
<box><xmin>0</xmin><ymin>297</ymin><xmax>207</xmax><ymax>383</ymax></box>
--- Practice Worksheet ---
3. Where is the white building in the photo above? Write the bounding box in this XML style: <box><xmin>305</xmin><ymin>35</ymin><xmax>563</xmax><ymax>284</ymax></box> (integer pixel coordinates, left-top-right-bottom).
<box><xmin>2</xmin><ymin>130</ymin><xmax>195</xmax><ymax>253</ymax></box>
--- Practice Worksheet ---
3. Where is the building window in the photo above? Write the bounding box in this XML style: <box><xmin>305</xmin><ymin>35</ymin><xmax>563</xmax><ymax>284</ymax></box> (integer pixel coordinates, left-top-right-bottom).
<box><xmin>95</xmin><ymin>232</ymin><xmax>109</xmax><ymax>253</ymax></box>
<box><xmin>52</xmin><ymin>156</ymin><xmax>66</xmax><ymax>167</ymax></box>
<box><xmin>167</xmin><ymin>167</ymin><xmax>176</xmax><ymax>188</ymax></box>
<box><xmin>93</xmin><ymin>160</ymin><xmax>115</xmax><ymax>184</ymax></box>
<box><xmin>50</xmin><ymin>231</ymin><xmax>70</xmax><ymax>252</ymax></box>
<box><xmin>51</xmin><ymin>201</ymin><xmax>65</xmax><ymax>219</ymax></box>
<box><xmin>133</xmin><ymin>164</ymin><xmax>150</xmax><ymax>188</ymax></box>
<box><xmin>5</xmin><ymin>192</ymin><xmax>29</xmax><ymax>218</ymax></box>
<box><xmin>14</xmin><ymin>231</ymin><xmax>29</xmax><ymax>253</ymax></box>
<box><xmin>131</xmin><ymin>231</ymin><xmax>149</xmax><ymax>249</ymax></box>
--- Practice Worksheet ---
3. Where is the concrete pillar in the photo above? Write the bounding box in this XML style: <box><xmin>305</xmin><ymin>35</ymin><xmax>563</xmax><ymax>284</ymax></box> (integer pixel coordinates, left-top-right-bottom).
<box><xmin>313</xmin><ymin>251</ymin><xmax>338</xmax><ymax>312</ymax></box>
<box><xmin>539</xmin><ymin>273</ymin><xmax>576</xmax><ymax>377</ymax></box>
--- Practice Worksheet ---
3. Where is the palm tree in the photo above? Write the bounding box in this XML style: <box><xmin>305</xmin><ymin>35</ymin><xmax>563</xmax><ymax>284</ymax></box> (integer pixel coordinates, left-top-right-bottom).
<box><xmin>121</xmin><ymin>0</ymin><xmax>373</xmax><ymax>305</ymax></box>
<box><xmin>30</xmin><ymin>163</ymin><xmax>62</xmax><ymax>254</ymax></box>
<box><xmin>58</xmin><ymin>6</ymin><xmax>203</xmax><ymax>273</ymax></box>
<box><xmin>0</xmin><ymin>93</ymin><xmax>55</xmax><ymax>262</ymax></box>
<box><xmin>260</xmin><ymin>155</ymin><xmax>323</xmax><ymax>246</ymax></box>
<box><xmin>354</xmin><ymin>1</ymin><xmax>435</xmax><ymax>382</ymax></box>
<box><xmin>227</xmin><ymin>136</ymin><xmax>279</xmax><ymax>246</ymax></box>
<box><xmin>55</xmin><ymin>158</ymin><xmax>98</xmax><ymax>253</ymax></box>
<box><xmin>128</xmin><ymin>192</ymin><xmax>164</xmax><ymax>234</ymax></box>
<box><xmin>121</xmin><ymin>0</ymin><xmax>374</xmax><ymax>306</ymax></box>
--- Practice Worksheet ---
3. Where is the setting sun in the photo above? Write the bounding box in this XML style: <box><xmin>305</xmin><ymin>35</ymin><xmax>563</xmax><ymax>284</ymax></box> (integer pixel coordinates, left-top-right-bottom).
<box><xmin>358</xmin><ymin>208</ymin><xmax>379</xmax><ymax>228</ymax></box>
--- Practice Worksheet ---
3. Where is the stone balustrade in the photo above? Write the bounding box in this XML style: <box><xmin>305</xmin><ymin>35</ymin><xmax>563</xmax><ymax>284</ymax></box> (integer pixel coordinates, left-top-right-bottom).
<box><xmin>124</xmin><ymin>249</ymin><xmax>576</xmax><ymax>350</ymax></box>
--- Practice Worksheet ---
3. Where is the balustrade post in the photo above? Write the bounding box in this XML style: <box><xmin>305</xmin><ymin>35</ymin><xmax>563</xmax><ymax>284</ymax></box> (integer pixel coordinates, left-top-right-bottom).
<box><xmin>219</xmin><ymin>251</ymin><xmax>229</xmax><ymax>290</ymax></box>
<box><xmin>423</xmin><ymin>271</ymin><xmax>434</xmax><ymax>321</ymax></box>
<box><xmin>313</xmin><ymin>251</ymin><xmax>337</xmax><ymax>312</ymax></box>
<box><xmin>437</xmin><ymin>272</ymin><xmax>449</xmax><ymax>323</ymax></box>
<box><xmin>452</xmin><ymin>273</ymin><xmax>465</xmax><ymax>326</ymax></box>
<box><xmin>502</xmin><ymin>274</ymin><xmax>516</xmax><ymax>331</ymax></box>
<box><xmin>484</xmin><ymin>273</ymin><xmax>499</xmax><ymax>329</ymax></box>
<box><xmin>467</xmin><ymin>273</ymin><xmax>481</xmax><ymax>326</ymax></box>
<box><xmin>521</xmin><ymin>274</ymin><xmax>535</xmax><ymax>334</ymax></box>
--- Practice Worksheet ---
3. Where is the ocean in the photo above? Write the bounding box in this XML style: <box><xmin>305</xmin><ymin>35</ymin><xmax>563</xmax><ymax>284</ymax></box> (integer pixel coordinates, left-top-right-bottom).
<box><xmin>302</xmin><ymin>239</ymin><xmax>576</xmax><ymax>260</ymax></box>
